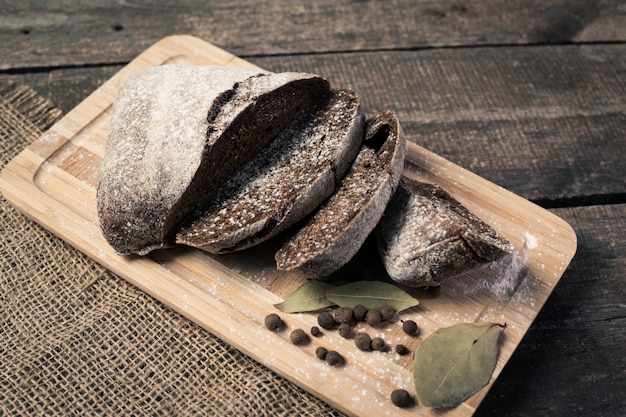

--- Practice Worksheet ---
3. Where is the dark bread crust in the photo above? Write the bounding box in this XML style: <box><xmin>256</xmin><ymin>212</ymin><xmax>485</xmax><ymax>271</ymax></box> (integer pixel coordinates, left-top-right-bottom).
<box><xmin>176</xmin><ymin>89</ymin><xmax>365</xmax><ymax>253</ymax></box>
<box><xmin>275</xmin><ymin>110</ymin><xmax>406</xmax><ymax>277</ymax></box>
<box><xmin>376</xmin><ymin>180</ymin><xmax>515</xmax><ymax>287</ymax></box>
<box><xmin>97</xmin><ymin>65</ymin><xmax>329</xmax><ymax>255</ymax></box>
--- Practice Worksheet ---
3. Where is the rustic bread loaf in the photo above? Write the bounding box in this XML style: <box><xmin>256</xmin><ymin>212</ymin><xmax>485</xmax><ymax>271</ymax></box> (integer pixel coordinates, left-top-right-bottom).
<box><xmin>97</xmin><ymin>64</ymin><xmax>330</xmax><ymax>255</ymax></box>
<box><xmin>275</xmin><ymin>110</ymin><xmax>405</xmax><ymax>277</ymax></box>
<box><xmin>175</xmin><ymin>89</ymin><xmax>365</xmax><ymax>253</ymax></box>
<box><xmin>376</xmin><ymin>180</ymin><xmax>515</xmax><ymax>287</ymax></box>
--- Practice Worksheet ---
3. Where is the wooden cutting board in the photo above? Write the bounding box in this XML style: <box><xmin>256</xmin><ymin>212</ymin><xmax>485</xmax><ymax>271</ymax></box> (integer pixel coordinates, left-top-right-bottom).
<box><xmin>0</xmin><ymin>35</ymin><xmax>577</xmax><ymax>416</ymax></box>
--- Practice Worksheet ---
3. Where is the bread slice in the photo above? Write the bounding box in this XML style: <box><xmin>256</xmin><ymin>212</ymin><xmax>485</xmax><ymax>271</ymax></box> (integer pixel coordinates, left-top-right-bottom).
<box><xmin>175</xmin><ymin>89</ymin><xmax>365</xmax><ymax>253</ymax></box>
<box><xmin>97</xmin><ymin>64</ymin><xmax>330</xmax><ymax>255</ymax></box>
<box><xmin>376</xmin><ymin>180</ymin><xmax>515</xmax><ymax>287</ymax></box>
<box><xmin>275</xmin><ymin>110</ymin><xmax>406</xmax><ymax>278</ymax></box>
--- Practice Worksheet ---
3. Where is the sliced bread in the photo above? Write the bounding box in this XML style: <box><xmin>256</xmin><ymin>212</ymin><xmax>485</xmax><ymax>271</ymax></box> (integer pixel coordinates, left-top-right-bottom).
<box><xmin>97</xmin><ymin>64</ymin><xmax>330</xmax><ymax>255</ymax></box>
<box><xmin>275</xmin><ymin>110</ymin><xmax>406</xmax><ymax>278</ymax></box>
<box><xmin>376</xmin><ymin>180</ymin><xmax>515</xmax><ymax>287</ymax></box>
<box><xmin>175</xmin><ymin>89</ymin><xmax>365</xmax><ymax>253</ymax></box>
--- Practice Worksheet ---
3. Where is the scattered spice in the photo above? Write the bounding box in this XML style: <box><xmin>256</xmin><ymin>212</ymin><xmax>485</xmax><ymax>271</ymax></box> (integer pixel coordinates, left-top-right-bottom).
<box><xmin>379</xmin><ymin>305</ymin><xmax>395</xmax><ymax>321</ymax></box>
<box><xmin>402</xmin><ymin>319</ymin><xmax>419</xmax><ymax>336</ymax></box>
<box><xmin>315</xmin><ymin>346</ymin><xmax>328</xmax><ymax>360</ymax></box>
<box><xmin>310</xmin><ymin>326</ymin><xmax>322</xmax><ymax>337</ymax></box>
<box><xmin>289</xmin><ymin>329</ymin><xmax>308</xmax><ymax>345</ymax></box>
<box><xmin>264</xmin><ymin>313</ymin><xmax>283</xmax><ymax>331</ymax></box>
<box><xmin>354</xmin><ymin>332</ymin><xmax>372</xmax><ymax>351</ymax></box>
<box><xmin>325</xmin><ymin>350</ymin><xmax>342</xmax><ymax>366</ymax></box>
<box><xmin>371</xmin><ymin>337</ymin><xmax>385</xmax><ymax>351</ymax></box>
<box><xmin>353</xmin><ymin>304</ymin><xmax>368</xmax><ymax>322</ymax></box>
<box><xmin>338</xmin><ymin>323</ymin><xmax>352</xmax><ymax>338</ymax></box>
<box><xmin>334</xmin><ymin>306</ymin><xmax>354</xmax><ymax>324</ymax></box>
<box><xmin>365</xmin><ymin>310</ymin><xmax>382</xmax><ymax>327</ymax></box>
<box><xmin>395</xmin><ymin>344</ymin><xmax>410</xmax><ymax>355</ymax></box>
<box><xmin>317</xmin><ymin>311</ymin><xmax>336</xmax><ymax>330</ymax></box>
<box><xmin>390</xmin><ymin>389</ymin><xmax>414</xmax><ymax>408</ymax></box>
<box><xmin>269</xmin><ymin>290</ymin><xmax>430</xmax><ymax>411</ymax></box>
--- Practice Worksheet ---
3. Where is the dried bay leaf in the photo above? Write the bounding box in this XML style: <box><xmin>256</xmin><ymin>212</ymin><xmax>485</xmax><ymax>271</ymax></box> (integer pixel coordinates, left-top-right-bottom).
<box><xmin>274</xmin><ymin>281</ymin><xmax>336</xmax><ymax>313</ymax></box>
<box><xmin>413</xmin><ymin>322</ymin><xmax>503</xmax><ymax>408</ymax></box>
<box><xmin>326</xmin><ymin>281</ymin><xmax>419</xmax><ymax>311</ymax></box>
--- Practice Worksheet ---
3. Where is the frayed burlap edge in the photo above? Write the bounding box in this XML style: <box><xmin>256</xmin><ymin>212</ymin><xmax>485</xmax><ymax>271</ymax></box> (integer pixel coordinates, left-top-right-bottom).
<box><xmin>0</xmin><ymin>84</ymin><xmax>345</xmax><ymax>417</ymax></box>
<box><xmin>0</xmin><ymin>85</ymin><xmax>63</xmax><ymax>133</ymax></box>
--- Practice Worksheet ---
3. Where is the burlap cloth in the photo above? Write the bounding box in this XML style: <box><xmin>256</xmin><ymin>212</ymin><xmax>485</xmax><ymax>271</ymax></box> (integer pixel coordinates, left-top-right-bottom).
<box><xmin>0</xmin><ymin>85</ymin><xmax>344</xmax><ymax>416</ymax></box>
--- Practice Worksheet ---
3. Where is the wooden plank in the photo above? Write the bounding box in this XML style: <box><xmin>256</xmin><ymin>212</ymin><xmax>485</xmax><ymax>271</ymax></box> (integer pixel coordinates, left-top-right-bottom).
<box><xmin>476</xmin><ymin>204</ymin><xmax>626</xmax><ymax>416</ymax></box>
<box><xmin>253</xmin><ymin>44</ymin><xmax>626</xmax><ymax>203</ymax></box>
<box><xmin>0</xmin><ymin>36</ymin><xmax>577</xmax><ymax>416</ymax></box>
<box><xmin>1</xmin><ymin>0</ymin><xmax>625</xmax><ymax>69</ymax></box>
<box><xmin>8</xmin><ymin>43</ymin><xmax>621</xmax><ymax>202</ymax></box>
<box><xmin>0</xmin><ymin>66</ymin><xmax>122</xmax><ymax>114</ymax></box>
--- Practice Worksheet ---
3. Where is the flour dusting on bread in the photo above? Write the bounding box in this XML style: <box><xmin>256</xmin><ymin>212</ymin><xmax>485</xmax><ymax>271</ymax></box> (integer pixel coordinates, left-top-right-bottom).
<box><xmin>376</xmin><ymin>180</ymin><xmax>515</xmax><ymax>287</ymax></box>
<box><xmin>176</xmin><ymin>89</ymin><xmax>364</xmax><ymax>253</ymax></box>
<box><xmin>97</xmin><ymin>65</ymin><xmax>329</xmax><ymax>255</ymax></box>
<box><xmin>275</xmin><ymin>110</ymin><xmax>405</xmax><ymax>277</ymax></box>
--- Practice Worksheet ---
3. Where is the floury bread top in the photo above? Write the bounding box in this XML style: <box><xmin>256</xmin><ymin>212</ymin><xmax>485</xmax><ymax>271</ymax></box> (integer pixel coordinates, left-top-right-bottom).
<box><xmin>97</xmin><ymin>64</ymin><xmax>330</xmax><ymax>255</ymax></box>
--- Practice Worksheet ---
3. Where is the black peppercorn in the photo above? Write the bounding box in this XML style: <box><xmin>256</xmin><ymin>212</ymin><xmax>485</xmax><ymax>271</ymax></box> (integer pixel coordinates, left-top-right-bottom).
<box><xmin>264</xmin><ymin>313</ymin><xmax>283</xmax><ymax>331</ymax></box>
<box><xmin>289</xmin><ymin>329</ymin><xmax>308</xmax><ymax>345</ymax></box>
<box><xmin>354</xmin><ymin>332</ymin><xmax>372</xmax><ymax>351</ymax></box>
<box><xmin>310</xmin><ymin>326</ymin><xmax>322</xmax><ymax>337</ymax></box>
<box><xmin>315</xmin><ymin>346</ymin><xmax>328</xmax><ymax>360</ymax></box>
<box><xmin>317</xmin><ymin>312</ymin><xmax>336</xmax><ymax>330</ymax></box>
<box><xmin>371</xmin><ymin>337</ymin><xmax>385</xmax><ymax>351</ymax></box>
<box><xmin>395</xmin><ymin>344</ymin><xmax>410</xmax><ymax>355</ymax></box>
<box><xmin>325</xmin><ymin>350</ymin><xmax>342</xmax><ymax>366</ymax></box>
<box><xmin>334</xmin><ymin>306</ymin><xmax>353</xmax><ymax>324</ymax></box>
<box><xmin>353</xmin><ymin>304</ymin><xmax>368</xmax><ymax>322</ymax></box>
<box><xmin>390</xmin><ymin>389</ymin><xmax>414</xmax><ymax>408</ymax></box>
<box><xmin>402</xmin><ymin>319</ymin><xmax>419</xmax><ymax>336</ymax></box>
<box><xmin>379</xmin><ymin>305</ymin><xmax>395</xmax><ymax>321</ymax></box>
<box><xmin>365</xmin><ymin>310</ymin><xmax>381</xmax><ymax>327</ymax></box>
<box><xmin>337</xmin><ymin>323</ymin><xmax>352</xmax><ymax>339</ymax></box>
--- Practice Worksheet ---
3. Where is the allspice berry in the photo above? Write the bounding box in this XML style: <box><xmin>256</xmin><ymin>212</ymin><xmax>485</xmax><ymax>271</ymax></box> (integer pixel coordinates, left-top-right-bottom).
<box><xmin>290</xmin><ymin>328</ymin><xmax>308</xmax><ymax>345</ymax></box>
<box><xmin>365</xmin><ymin>310</ymin><xmax>381</xmax><ymax>327</ymax></box>
<box><xmin>371</xmin><ymin>337</ymin><xmax>385</xmax><ymax>351</ymax></box>
<box><xmin>315</xmin><ymin>346</ymin><xmax>328</xmax><ymax>360</ymax></box>
<box><xmin>334</xmin><ymin>306</ymin><xmax>353</xmax><ymax>324</ymax></box>
<box><xmin>264</xmin><ymin>313</ymin><xmax>283</xmax><ymax>331</ymax></box>
<box><xmin>325</xmin><ymin>350</ymin><xmax>342</xmax><ymax>366</ymax></box>
<box><xmin>402</xmin><ymin>319</ymin><xmax>419</xmax><ymax>336</ymax></box>
<box><xmin>354</xmin><ymin>332</ymin><xmax>372</xmax><ymax>351</ymax></box>
<box><xmin>379</xmin><ymin>305</ymin><xmax>395</xmax><ymax>321</ymax></box>
<box><xmin>390</xmin><ymin>389</ymin><xmax>414</xmax><ymax>408</ymax></box>
<box><xmin>310</xmin><ymin>326</ymin><xmax>322</xmax><ymax>337</ymax></box>
<box><xmin>395</xmin><ymin>344</ymin><xmax>410</xmax><ymax>355</ymax></box>
<box><xmin>317</xmin><ymin>312</ymin><xmax>336</xmax><ymax>330</ymax></box>
<box><xmin>353</xmin><ymin>304</ymin><xmax>368</xmax><ymax>322</ymax></box>
<box><xmin>338</xmin><ymin>323</ymin><xmax>352</xmax><ymax>339</ymax></box>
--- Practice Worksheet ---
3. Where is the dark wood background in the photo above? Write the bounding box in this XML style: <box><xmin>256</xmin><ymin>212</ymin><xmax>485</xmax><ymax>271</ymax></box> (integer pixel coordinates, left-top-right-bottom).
<box><xmin>1</xmin><ymin>1</ymin><xmax>624</xmax><ymax>415</ymax></box>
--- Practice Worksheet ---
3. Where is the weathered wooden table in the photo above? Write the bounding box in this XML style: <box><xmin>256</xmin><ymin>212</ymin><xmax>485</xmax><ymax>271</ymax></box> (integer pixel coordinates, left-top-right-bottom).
<box><xmin>1</xmin><ymin>2</ymin><xmax>624</xmax><ymax>416</ymax></box>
